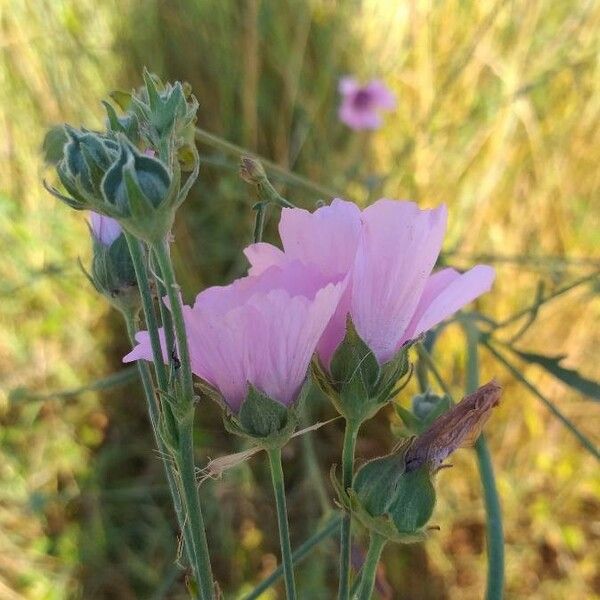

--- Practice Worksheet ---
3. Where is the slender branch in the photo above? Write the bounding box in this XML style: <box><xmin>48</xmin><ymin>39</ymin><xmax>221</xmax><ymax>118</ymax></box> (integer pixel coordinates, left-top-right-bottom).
<box><xmin>493</xmin><ymin>271</ymin><xmax>599</xmax><ymax>331</ymax></box>
<box><xmin>195</xmin><ymin>127</ymin><xmax>341</xmax><ymax>200</ymax></box>
<box><xmin>244</xmin><ymin>513</ymin><xmax>342</xmax><ymax>600</ymax></box>
<box><xmin>338</xmin><ymin>420</ymin><xmax>359</xmax><ymax>600</ymax></box>
<box><xmin>483</xmin><ymin>340</ymin><xmax>600</xmax><ymax>460</ymax></box>
<box><xmin>354</xmin><ymin>533</ymin><xmax>386</xmax><ymax>600</ymax></box>
<box><xmin>153</xmin><ymin>238</ymin><xmax>216</xmax><ymax>600</ymax></box>
<box><xmin>266</xmin><ymin>447</ymin><xmax>297</xmax><ymax>600</ymax></box>
<box><xmin>464</xmin><ymin>322</ymin><xmax>504</xmax><ymax>600</ymax></box>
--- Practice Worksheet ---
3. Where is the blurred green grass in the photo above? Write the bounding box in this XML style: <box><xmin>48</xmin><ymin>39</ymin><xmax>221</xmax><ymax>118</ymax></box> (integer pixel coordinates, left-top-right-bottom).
<box><xmin>0</xmin><ymin>0</ymin><xmax>599</xmax><ymax>598</ymax></box>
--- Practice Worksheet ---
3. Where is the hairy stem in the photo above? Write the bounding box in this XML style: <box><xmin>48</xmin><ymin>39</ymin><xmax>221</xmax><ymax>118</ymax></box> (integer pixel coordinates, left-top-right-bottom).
<box><xmin>266</xmin><ymin>447</ymin><xmax>297</xmax><ymax>600</ymax></box>
<box><xmin>123</xmin><ymin>310</ymin><xmax>195</xmax><ymax>570</ymax></box>
<box><xmin>153</xmin><ymin>238</ymin><xmax>215</xmax><ymax>600</ymax></box>
<box><xmin>354</xmin><ymin>533</ymin><xmax>386</xmax><ymax>600</ymax></box>
<box><xmin>338</xmin><ymin>420</ymin><xmax>359</xmax><ymax>600</ymax></box>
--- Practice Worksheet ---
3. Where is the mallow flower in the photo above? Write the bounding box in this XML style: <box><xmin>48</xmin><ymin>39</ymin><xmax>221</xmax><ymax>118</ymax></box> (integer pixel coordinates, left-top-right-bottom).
<box><xmin>245</xmin><ymin>198</ymin><xmax>495</xmax><ymax>368</ymax></box>
<box><xmin>338</xmin><ymin>77</ymin><xmax>396</xmax><ymax>131</ymax></box>
<box><xmin>124</xmin><ymin>260</ymin><xmax>344</xmax><ymax>418</ymax></box>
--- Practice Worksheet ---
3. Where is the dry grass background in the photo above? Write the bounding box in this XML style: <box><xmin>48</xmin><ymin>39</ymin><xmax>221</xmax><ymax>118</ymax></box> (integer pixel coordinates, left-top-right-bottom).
<box><xmin>0</xmin><ymin>0</ymin><xmax>598</xmax><ymax>598</ymax></box>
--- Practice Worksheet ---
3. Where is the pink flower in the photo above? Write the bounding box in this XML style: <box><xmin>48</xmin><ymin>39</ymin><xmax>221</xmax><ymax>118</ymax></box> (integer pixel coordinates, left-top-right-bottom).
<box><xmin>338</xmin><ymin>77</ymin><xmax>396</xmax><ymax>131</ymax></box>
<box><xmin>89</xmin><ymin>212</ymin><xmax>122</xmax><ymax>246</ymax></box>
<box><xmin>124</xmin><ymin>261</ymin><xmax>344</xmax><ymax>413</ymax></box>
<box><xmin>245</xmin><ymin>199</ymin><xmax>495</xmax><ymax>366</ymax></box>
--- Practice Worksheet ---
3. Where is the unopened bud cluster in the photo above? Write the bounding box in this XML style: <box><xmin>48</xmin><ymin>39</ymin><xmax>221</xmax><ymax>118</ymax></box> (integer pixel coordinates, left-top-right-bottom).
<box><xmin>46</xmin><ymin>70</ymin><xmax>199</xmax><ymax>244</ymax></box>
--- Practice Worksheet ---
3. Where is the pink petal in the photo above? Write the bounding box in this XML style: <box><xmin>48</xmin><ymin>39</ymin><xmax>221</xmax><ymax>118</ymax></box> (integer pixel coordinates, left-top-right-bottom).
<box><xmin>339</xmin><ymin>102</ymin><xmax>382</xmax><ymax>130</ymax></box>
<box><xmin>339</xmin><ymin>76</ymin><xmax>359</xmax><ymax>96</ymax></box>
<box><xmin>187</xmin><ymin>271</ymin><xmax>344</xmax><ymax>412</ymax></box>
<box><xmin>123</xmin><ymin>329</ymin><xmax>168</xmax><ymax>364</ymax></box>
<box><xmin>279</xmin><ymin>199</ymin><xmax>362</xmax><ymax>278</ymax></box>
<box><xmin>89</xmin><ymin>212</ymin><xmax>122</xmax><ymax>246</ymax></box>
<box><xmin>366</xmin><ymin>80</ymin><xmax>396</xmax><ymax>110</ymax></box>
<box><xmin>244</xmin><ymin>242</ymin><xmax>286</xmax><ymax>275</ymax></box>
<box><xmin>407</xmin><ymin>265</ymin><xmax>495</xmax><ymax>340</ymax></box>
<box><xmin>350</xmin><ymin>200</ymin><xmax>448</xmax><ymax>364</ymax></box>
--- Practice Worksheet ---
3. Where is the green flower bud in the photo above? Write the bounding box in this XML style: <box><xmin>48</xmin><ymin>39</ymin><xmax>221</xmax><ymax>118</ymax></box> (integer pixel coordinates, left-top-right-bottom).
<box><xmin>48</xmin><ymin>126</ymin><xmax>118</xmax><ymax>210</ymax></box>
<box><xmin>102</xmin><ymin>138</ymin><xmax>171</xmax><ymax>212</ymax></box>
<box><xmin>395</xmin><ymin>390</ymin><xmax>452</xmax><ymax>436</ymax></box>
<box><xmin>131</xmin><ymin>69</ymin><xmax>198</xmax><ymax>149</ymax></box>
<box><xmin>101</xmin><ymin>137</ymin><xmax>179</xmax><ymax>243</ymax></box>
<box><xmin>333</xmin><ymin>440</ymin><xmax>436</xmax><ymax>544</ymax></box>
<box><xmin>89</xmin><ymin>233</ymin><xmax>139</xmax><ymax>313</ymax></box>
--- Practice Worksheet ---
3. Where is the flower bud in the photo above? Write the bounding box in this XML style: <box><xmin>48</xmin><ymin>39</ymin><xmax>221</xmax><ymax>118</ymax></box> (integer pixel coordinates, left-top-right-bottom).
<box><xmin>101</xmin><ymin>137</ymin><xmax>177</xmax><ymax>243</ymax></box>
<box><xmin>333</xmin><ymin>440</ymin><xmax>436</xmax><ymax>544</ymax></box>
<box><xmin>50</xmin><ymin>127</ymin><xmax>118</xmax><ymax>210</ymax></box>
<box><xmin>333</xmin><ymin>381</ymin><xmax>501</xmax><ymax>543</ymax></box>
<box><xmin>131</xmin><ymin>69</ymin><xmax>198</xmax><ymax>149</ymax></box>
<box><xmin>87</xmin><ymin>216</ymin><xmax>139</xmax><ymax>313</ymax></box>
<box><xmin>395</xmin><ymin>390</ymin><xmax>452</xmax><ymax>436</ymax></box>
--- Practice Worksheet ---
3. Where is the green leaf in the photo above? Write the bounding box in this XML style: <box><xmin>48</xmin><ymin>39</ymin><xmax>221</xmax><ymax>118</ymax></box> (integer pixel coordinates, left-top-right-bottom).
<box><xmin>511</xmin><ymin>348</ymin><xmax>600</xmax><ymax>401</ymax></box>
<box><xmin>238</xmin><ymin>385</ymin><xmax>290</xmax><ymax>438</ymax></box>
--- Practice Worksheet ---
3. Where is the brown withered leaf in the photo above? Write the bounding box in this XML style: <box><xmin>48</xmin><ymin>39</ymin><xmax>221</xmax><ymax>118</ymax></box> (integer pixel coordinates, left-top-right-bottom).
<box><xmin>404</xmin><ymin>380</ymin><xmax>502</xmax><ymax>472</ymax></box>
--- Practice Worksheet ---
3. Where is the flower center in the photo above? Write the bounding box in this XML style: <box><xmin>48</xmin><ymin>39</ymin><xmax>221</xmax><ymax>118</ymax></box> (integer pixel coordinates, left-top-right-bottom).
<box><xmin>352</xmin><ymin>88</ymin><xmax>373</xmax><ymax>110</ymax></box>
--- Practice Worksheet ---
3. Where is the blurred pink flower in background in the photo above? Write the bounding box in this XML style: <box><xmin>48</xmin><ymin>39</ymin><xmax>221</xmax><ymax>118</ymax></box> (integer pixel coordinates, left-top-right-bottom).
<box><xmin>338</xmin><ymin>77</ymin><xmax>396</xmax><ymax>130</ymax></box>
<box><xmin>124</xmin><ymin>261</ymin><xmax>344</xmax><ymax>412</ymax></box>
<box><xmin>89</xmin><ymin>212</ymin><xmax>122</xmax><ymax>246</ymax></box>
<box><xmin>245</xmin><ymin>199</ymin><xmax>495</xmax><ymax>366</ymax></box>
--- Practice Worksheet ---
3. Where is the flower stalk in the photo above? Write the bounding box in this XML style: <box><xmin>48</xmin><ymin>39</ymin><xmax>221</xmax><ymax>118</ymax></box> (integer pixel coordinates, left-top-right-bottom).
<box><xmin>464</xmin><ymin>321</ymin><xmax>504</xmax><ymax>600</ymax></box>
<box><xmin>152</xmin><ymin>237</ymin><xmax>215</xmax><ymax>600</ymax></box>
<box><xmin>338</xmin><ymin>419</ymin><xmax>359</xmax><ymax>600</ymax></box>
<box><xmin>123</xmin><ymin>309</ymin><xmax>196</xmax><ymax>571</ymax></box>
<box><xmin>353</xmin><ymin>533</ymin><xmax>386</xmax><ymax>599</ymax></box>
<box><xmin>266</xmin><ymin>447</ymin><xmax>297</xmax><ymax>600</ymax></box>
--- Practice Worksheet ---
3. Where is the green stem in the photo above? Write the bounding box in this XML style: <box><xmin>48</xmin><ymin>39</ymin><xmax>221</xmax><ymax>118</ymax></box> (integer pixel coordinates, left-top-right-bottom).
<box><xmin>338</xmin><ymin>420</ymin><xmax>359</xmax><ymax>600</ymax></box>
<box><xmin>152</xmin><ymin>238</ymin><xmax>215</xmax><ymax>600</ymax></box>
<box><xmin>151</xmin><ymin>250</ymin><xmax>176</xmax><ymax>372</ymax></box>
<box><xmin>244</xmin><ymin>514</ymin><xmax>342</xmax><ymax>600</ymax></box>
<box><xmin>463</xmin><ymin>322</ymin><xmax>504</xmax><ymax>600</ymax></box>
<box><xmin>475</xmin><ymin>436</ymin><xmax>504</xmax><ymax>600</ymax></box>
<box><xmin>354</xmin><ymin>533</ymin><xmax>386</xmax><ymax>600</ymax></box>
<box><xmin>266</xmin><ymin>447</ymin><xmax>297</xmax><ymax>600</ymax></box>
<box><xmin>152</xmin><ymin>238</ymin><xmax>195</xmax><ymax>401</ymax></box>
<box><xmin>123</xmin><ymin>233</ymin><xmax>169</xmax><ymax>394</ymax></box>
<box><xmin>123</xmin><ymin>310</ymin><xmax>196</xmax><ymax>571</ymax></box>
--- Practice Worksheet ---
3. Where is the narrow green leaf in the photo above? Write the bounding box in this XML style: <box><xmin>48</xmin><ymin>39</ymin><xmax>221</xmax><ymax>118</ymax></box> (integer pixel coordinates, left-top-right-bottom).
<box><xmin>510</xmin><ymin>348</ymin><xmax>600</xmax><ymax>401</ymax></box>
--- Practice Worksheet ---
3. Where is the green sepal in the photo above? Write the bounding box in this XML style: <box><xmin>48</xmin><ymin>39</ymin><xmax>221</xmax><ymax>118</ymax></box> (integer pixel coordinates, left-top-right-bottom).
<box><xmin>221</xmin><ymin>382</ymin><xmax>309</xmax><ymax>450</ymax></box>
<box><xmin>332</xmin><ymin>441</ymin><xmax>436</xmax><ymax>544</ymax></box>
<box><xmin>313</xmin><ymin>317</ymin><xmax>412</xmax><ymax>425</ymax></box>
<box><xmin>352</xmin><ymin>439</ymin><xmax>412</xmax><ymax>516</ymax></box>
<box><xmin>239</xmin><ymin>386</ymin><xmax>290</xmax><ymax>438</ymax></box>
